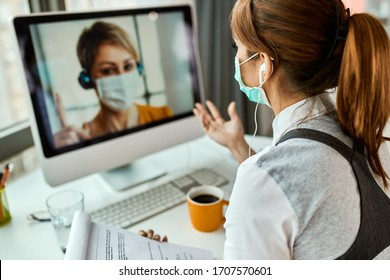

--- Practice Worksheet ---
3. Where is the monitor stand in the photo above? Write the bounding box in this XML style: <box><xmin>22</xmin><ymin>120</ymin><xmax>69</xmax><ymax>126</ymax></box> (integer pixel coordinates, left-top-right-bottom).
<box><xmin>99</xmin><ymin>160</ymin><xmax>166</xmax><ymax>191</ymax></box>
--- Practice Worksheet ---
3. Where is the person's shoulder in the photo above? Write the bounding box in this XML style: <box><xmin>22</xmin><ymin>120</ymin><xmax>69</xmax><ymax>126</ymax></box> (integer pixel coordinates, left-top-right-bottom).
<box><xmin>254</xmin><ymin>132</ymin><xmax>356</xmax><ymax>200</ymax></box>
<box><xmin>257</xmin><ymin>136</ymin><xmax>345</xmax><ymax>170</ymax></box>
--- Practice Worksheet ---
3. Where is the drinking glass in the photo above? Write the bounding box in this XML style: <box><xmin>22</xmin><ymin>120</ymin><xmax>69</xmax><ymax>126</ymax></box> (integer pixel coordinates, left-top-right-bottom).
<box><xmin>46</xmin><ymin>190</ymin><xmax>84</xmax><ymax>253</ymax></box>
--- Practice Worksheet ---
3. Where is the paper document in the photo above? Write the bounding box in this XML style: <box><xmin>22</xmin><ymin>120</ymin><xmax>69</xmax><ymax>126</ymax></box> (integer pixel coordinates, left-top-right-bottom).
<box><xmin>65</xmin><ymin>211</ymin><xmax>214</xmax><ymax>260</ymax></box>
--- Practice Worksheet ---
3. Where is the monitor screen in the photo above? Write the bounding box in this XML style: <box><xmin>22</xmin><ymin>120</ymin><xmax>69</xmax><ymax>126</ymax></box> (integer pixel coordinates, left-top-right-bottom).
<box><xmin>13</xmin><ymin>5</ymin><xmax>204</xmax><ymax>189</ymax></box>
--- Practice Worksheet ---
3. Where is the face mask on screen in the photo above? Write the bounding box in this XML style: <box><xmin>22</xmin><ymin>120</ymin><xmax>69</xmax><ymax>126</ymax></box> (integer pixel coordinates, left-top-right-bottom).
<box><xmin>96</xmin><ymin>71</ymin><xmax>143</xmax><ymax>112</ymax></box>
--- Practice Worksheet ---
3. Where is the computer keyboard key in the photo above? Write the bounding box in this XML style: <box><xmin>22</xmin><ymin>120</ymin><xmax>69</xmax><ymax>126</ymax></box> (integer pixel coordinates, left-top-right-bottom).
<box><xmin>172</xmin><ymin>176</ymin><xmax>195</xmax><ymax>188</ymax></box>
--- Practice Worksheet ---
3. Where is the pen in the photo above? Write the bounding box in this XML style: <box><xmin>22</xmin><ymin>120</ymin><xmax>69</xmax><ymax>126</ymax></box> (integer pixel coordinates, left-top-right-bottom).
<box><xmin>0</xmin><ymin>163</ymin><xmax>14</xmax><ymax>188</ymax></box>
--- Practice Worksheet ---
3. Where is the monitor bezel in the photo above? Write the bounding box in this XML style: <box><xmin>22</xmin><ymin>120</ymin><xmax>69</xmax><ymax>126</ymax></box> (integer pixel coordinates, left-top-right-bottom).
<box><xmin>12</xmin><ymin>4</ymin><xmax>205</xmax><ymax>186</ymax></box>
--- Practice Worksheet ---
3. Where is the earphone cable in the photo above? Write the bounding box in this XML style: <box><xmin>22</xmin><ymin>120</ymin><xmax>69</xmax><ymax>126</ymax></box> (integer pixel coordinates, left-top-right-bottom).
<box><xmin>248</xmin><ymin>97</ymin><xmax>261</xmax><ymax>158</ymax></box>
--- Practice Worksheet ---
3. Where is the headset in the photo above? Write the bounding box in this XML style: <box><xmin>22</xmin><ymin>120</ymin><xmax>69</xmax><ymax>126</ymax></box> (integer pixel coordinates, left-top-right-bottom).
<box><xmin>78</xmin><ymin>62</ymin><xmax>144</xmax><ymax>89</ymax></box>
<box><xmin>78</xmin><ymin>69</ymin><xmax>93</xmax><ymax>89</ymax></box>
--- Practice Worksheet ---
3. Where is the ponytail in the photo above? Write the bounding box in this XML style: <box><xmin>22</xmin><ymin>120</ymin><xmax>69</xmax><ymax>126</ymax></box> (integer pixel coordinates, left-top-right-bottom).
<box><xmin>337</xmin><ymin>13</ymin><xmax>390</xmax><ymax>189</ymax></box>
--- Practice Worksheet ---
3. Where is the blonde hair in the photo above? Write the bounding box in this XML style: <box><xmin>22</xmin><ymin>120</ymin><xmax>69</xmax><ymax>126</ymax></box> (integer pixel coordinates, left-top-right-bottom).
<box><xmin>77</xmin><ymin>21</ymin><xmax>139</xmax><ymax>73</ymax></box>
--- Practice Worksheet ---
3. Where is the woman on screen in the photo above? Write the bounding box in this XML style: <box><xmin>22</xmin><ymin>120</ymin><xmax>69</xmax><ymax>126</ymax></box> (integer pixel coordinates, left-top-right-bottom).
<box><xmin>54</xmin><ymin>21</ymin><xmax>173</xmax><ymax>148</ymax></box>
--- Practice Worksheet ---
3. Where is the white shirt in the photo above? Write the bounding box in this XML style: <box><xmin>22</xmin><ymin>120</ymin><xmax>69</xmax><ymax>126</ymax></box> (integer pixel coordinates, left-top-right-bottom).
<box><xmin>223</xmin><ymin>92</ymin><xmax>390</xmax><ymax>259</ymax></box>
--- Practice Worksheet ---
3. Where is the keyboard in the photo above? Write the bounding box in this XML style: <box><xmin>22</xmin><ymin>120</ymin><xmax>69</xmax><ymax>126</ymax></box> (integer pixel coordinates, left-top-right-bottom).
<box><xmin>90</xmin><ymin>168</ymin><xmax>228</xmax><ymax>228</ymax></box>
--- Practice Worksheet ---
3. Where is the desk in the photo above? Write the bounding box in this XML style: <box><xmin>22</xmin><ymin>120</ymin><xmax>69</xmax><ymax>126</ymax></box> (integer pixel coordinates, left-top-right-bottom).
<box><xmin>0</xmin><ymin>135</ymin><xmax>272</xmax><ymax>260</ymax></box>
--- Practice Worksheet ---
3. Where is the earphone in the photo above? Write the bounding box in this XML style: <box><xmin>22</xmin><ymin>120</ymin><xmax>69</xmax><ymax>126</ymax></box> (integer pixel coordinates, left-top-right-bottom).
<box><xmin>259</xmin><ymin>57</ymin><xmax>275</xmax><ymax>86</ymax></box>
<box><xmin>259</xmin><ymin>62</ymin><xmax>267</xmax><ymax>85</ymax></box>
<box><xmin>77</xmin><ymin>62</ymin><xmax>145</xmax><ymax>90</ymax></box>
<box><xmin>78</xmin><ymin>69</ymin><xmax>93</xmax><ymax>89</ymax></box>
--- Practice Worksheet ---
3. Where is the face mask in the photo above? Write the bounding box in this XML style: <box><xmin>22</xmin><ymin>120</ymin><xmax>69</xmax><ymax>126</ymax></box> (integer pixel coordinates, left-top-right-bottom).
<box><xmin>234</xmin><ymin>55</ymin><xmax>271</xmax><ymax>107</ymax></box>
<box><xmin>96</xmin><ymin>71</ymin><xmax>143</xmax><ymax>112</ymax></box>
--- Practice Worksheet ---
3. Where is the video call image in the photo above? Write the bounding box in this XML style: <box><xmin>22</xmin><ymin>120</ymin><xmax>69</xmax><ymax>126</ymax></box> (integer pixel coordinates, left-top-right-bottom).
<box><xmin>26</xmin><ymin>11</ymin><xmax>197</xmax><ymax>150</ymax></box>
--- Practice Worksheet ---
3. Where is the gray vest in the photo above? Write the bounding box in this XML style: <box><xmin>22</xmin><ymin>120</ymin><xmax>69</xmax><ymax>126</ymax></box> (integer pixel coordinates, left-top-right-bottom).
<box><xmin>277</xmin><ymin>128</ymin><xmax>390</xmax><ymax>259</ymax></box>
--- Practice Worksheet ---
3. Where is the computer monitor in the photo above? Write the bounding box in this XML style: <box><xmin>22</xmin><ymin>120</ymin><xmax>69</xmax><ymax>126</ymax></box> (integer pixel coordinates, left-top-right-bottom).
<box><xmin>12</xmin><ymin>4</ymin><xmax>204</xmax><ymax>190</ymax></box>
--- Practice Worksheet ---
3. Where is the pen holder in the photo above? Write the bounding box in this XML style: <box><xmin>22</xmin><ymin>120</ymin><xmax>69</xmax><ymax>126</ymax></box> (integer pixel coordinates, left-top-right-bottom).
<box><xmin>0</xmin><ymin>186</ymin><xmax>12</xmax><ymax>226</ymax></box>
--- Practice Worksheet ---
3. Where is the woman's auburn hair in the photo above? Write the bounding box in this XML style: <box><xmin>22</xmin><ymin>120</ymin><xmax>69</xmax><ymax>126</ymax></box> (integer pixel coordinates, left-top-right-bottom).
<box><xmin>231</xmin><ymin>0</ymin><xmax>390</xmax><ymax>188</ymax></box>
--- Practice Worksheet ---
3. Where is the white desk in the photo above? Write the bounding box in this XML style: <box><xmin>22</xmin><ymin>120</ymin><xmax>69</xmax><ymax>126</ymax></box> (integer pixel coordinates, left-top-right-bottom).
<box><xmin>0</xmin><ymin>135</ymin><xmax>272</xmax><ymax>260</ymax></box>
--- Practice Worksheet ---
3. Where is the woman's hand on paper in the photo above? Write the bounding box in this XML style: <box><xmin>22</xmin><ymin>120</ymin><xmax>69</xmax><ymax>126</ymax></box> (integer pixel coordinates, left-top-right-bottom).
<box><xmin>138</xmin><ymin>229</ymin><xmax>168</xmax><ymax>242</ymax></box>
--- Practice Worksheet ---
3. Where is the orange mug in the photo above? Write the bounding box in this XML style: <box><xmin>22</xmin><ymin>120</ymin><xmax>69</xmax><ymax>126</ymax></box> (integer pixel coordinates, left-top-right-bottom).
<box><xmin>186</xmin><ymin>185</ymin><xmax>229</xmax><ymax>232</ymax></box>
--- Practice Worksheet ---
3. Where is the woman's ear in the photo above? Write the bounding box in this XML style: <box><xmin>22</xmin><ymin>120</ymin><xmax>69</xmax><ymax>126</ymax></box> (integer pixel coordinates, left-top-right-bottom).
<box><xmin>259</xmin><ymin>52</ymin><xmax>274</xmax><ymax>84</ymax></box>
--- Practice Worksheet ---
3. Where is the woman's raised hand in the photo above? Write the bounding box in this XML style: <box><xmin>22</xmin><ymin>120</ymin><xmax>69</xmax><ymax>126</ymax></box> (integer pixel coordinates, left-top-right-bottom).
<box><xmin>193</xmin><ymin>101</ymin><xmax>244</xmax><ymax>147</ymax></box>
<box><xmin>193</xmin><ymin>100</ymin><xmax>252</xmax><ymax>163</ymax></box>
<box><xmin>53</xmin><ymin>93</ymin><xmax>91</xmax><ymax>148</ymax></box>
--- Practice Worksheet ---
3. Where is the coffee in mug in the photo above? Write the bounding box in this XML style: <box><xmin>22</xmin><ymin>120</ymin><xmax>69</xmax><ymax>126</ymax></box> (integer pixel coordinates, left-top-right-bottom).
<box><xmin>186</xmin><ymin>185</ymin><xmax>229</xmax><ymax>232</ymax></box>
<box><xmin>192</xmin><ymin>194</ymin><xmax>219</xmax><ymax>204</ymax></box>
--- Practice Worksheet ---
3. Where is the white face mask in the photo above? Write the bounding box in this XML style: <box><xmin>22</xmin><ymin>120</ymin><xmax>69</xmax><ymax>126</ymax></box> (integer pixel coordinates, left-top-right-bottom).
<box><xmin>96</xmin><ymin>71</ymin><xmax>143</xmax><ymax>112</ymax></box>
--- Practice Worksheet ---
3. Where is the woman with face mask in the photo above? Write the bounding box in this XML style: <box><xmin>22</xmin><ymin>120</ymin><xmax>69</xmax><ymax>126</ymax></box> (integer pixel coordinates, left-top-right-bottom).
<box><xmin>53</xmin><ymin>21</ymin><xmax>173</xmax><ymax>148</ymax></box>
<box><xmin>194</xmin><ymin>0</ymin><xmax>390</xmax><ymax>259</ymax></box>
